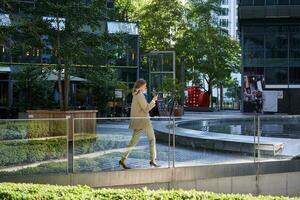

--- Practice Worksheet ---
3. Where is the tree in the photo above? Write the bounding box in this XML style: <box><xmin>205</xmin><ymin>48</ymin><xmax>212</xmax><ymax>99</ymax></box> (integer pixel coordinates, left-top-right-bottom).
<box><xmin>138</xmin><ymin>0</ymin><xmax>185</xmax><ymax>52</ymax></box>
<box><xmin>176</xmin><ymin>0</ymin><xmax>241</xmax><ymax>108</ymax></box>
<box><xmin>224</xmin><ymin>77</ymin><xmax>241</xmax><ymax>102</ymax></box>
<box><xmin>77</xmin><ymin>66</ymin><xmax>119</xmax><ymax>115</ymax></box>
<box><xmin>116</xmin><ymin>0</ymin><xmax>185</xmax><ymax>52</ymax></box>
<box><xmin>1</xmin><ymin>0</ymin><xmax>126</xmax><ymax>111</ymax></box>
<box><xmin>13</xmin><ymin>66</ymin><xmax>55</xmax><ymax>111</ymax></box>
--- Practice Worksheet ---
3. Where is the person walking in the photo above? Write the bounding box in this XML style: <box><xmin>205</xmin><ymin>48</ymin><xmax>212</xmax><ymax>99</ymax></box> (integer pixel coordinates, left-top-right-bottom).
<box><xmin>119</xmin><ymin>79</ymin><xmax>160</xmax><ymax>169</ymax></box>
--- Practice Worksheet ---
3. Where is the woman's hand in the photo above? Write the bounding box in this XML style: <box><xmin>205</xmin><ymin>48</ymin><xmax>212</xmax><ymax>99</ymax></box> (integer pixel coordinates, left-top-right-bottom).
<box><xmin>152</xmin><ymin>95</ymin><xmax>158</xmax><ymax>102</ymax></box>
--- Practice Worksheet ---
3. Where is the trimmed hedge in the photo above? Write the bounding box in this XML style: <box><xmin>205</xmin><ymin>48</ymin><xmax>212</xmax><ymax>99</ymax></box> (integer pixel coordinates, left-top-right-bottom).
<box><xmin>0</xmin><ymin>148</ymin><xmax>169</xmax><ymax>177</ymax></box>
<box><xmin>0</xmin><ymin>134</ymin><xmax>133</xmax><ymax>167</ymax></box>
<box><xmin>0</xmin><ymin>120</ymin><xmax>67</xmax><ymax>140</ymax></box>
<box><xmin>0</xmin><ymin>134</ymin><xmax>96</xmax><ymax>167</ymax></box>
<box><xmin>0</xmin><ymin>122</ymin><xmax>27</xmax><ymax>140</ymax></box>
<box><xmin>0</xmin><ymin>183</ymin><xmax>298</xmax><ymax>200</ymax></box>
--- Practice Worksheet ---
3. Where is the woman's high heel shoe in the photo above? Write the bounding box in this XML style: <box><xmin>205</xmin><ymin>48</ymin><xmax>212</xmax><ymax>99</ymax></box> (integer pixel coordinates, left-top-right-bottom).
<box><xmin>119</xmin><ymin>160</ymin><xmax>131</xmax><ymax>169</ymax></box>
<box><xmin>149</xmin><ymin>160</ymin><xmax>161</xmax><ymax>167</ymax></box>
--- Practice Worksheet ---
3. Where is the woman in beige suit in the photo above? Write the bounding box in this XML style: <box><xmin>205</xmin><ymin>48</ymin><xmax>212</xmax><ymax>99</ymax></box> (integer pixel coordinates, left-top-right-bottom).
<box><xmin>119</xmin><ymin>79</ymin><xmax>160</xmax><ymax>169</ymax></box>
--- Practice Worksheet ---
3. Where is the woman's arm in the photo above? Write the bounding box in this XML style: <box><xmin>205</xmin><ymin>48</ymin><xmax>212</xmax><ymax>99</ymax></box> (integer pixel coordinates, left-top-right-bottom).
<box><xmin>136</xmin><ymin>93</ymin><xmax>156</xmax><ymax>113</ymax></box>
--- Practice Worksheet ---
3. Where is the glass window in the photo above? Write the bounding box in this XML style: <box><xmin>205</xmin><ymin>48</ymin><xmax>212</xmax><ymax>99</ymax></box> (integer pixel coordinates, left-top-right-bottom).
<box><xmin>265</xmin><ymin>67</ymin><xmax>288</xmax><ymax>84</ymax></box>
<box><xmin>289</xmin><ymin>33</ymin><xmax>300</xmax><ymax>59</ymax></box>
<box><xmin>243</xmin><ymin>34</ymin><xmax>264</xmax><ymax>61</ymax></box>
<box><xmin>254</xmin><ymin>0</ymin><xmax>265</xmax><ymax>5</ymax></box>
<box><xmin>291</xmin><ymin>0</ymin><xmax>300</xmax><ymax>5</ymax></box>
<box><xmin>290</xmin><ymin>67</ymin><xmax>300</xmax><ymax>84</ymax></box>
<box><xmin>290</xmin><ymin>26</ymin><xmax>300</xmax><ymax>32</ymax></box>
<box><xmin>220</xmin><ymin>8</ymin><xmax>229</xmax><ymax>16</ymax></box>
<box><xmin>265</xmin><ymin>26</ymin><xmax>288</xmax><ymax>59</ymax></box>
<box><xmin>128</xmin><ymin>36</ymin><xmax>138</xmax><ymax>66</ymax></box>
<box><xmin>266</xmin><ymin>0</ymin><xmax>277</xmax><ymax>5</ymax></box>
<box><xmin>243</xmin><ymin>26</ymin><xmax>264</xmax><ymax>34</ymax></box>
<box><xmin>290</xmin><ymin>32</ymin><xmax>300</xmax><ymax>66</ymax></box>
<box><xmin>244</xmin><ymin>67</ymin><xmax>264</xmax><ymax>75</ymax></box>
<box><xmin>219</xmin><ymin>19</ymin><xmax>228</xmax><ymax>28</ymax></box>
<box><xmin>240</xmin><ymin>0</ymin><xmax>253</xmax><ymax>5</ymax></box>
<box><xmin>221</xmin><ymin>0</ymin><xmax>228</xmax><ymax>5</ymax></box>
<box><xmin>42</xmin><ymin>16</ymin><xmax>65</xmax><ymax>31</ymax></box>
<box><xmin>278</xmin><ymin>0</ymin><xmax>289</xmax><ymax>4</ymax></box>
<box><xmin>107</xmin><ymin>22</ymin><xmax>139</xmax><ymax>35</ymax></box>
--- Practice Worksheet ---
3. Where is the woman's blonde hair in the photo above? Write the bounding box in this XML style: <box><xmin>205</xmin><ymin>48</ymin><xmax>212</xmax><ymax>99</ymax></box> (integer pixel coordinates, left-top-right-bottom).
<box><xmin>133</xmin><ymin>79</ymin><xmax>147</xmax><ymax>94</ymax></box>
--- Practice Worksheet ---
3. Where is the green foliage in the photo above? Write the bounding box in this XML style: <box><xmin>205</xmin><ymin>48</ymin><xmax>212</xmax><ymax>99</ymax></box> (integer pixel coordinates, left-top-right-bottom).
<box><xmin>0</xmin><ymin>183</ymin><xmax>298</xmax><ymax>200</ymax></box>
<box><xmin>224</xmin><ymin>78</ymin><xmax>241</xmax><ymax>101</ymax></box>
<box><xmin>27</xmin><ymin>121</ymin><xmax>51</xmax><ymax>138</ymax></box>
<box><xmin>27</xmin><ymin>120</ymin><xmax>67</xmax><ymax>138</ymax></box>
<box><xmin>1</xmin><ymin>0</ymin><xmax>127</xmax><ymax>111</ymax></box>
<box><xmin>116</xmin><ymin>0</ymin><xmax>240</xmax><ymax>108</ymax></box>
<box><xmin>176</xmin><ymin>1</ymin><xmax>241</xmax><ymax>105</ymax></box>
<box><xmin>116</xmin><ymin>0</ymin><xmax>185</xmax><ymax>52</ymax></box>
<box><xmin>0</xmin><ymin>162</ymin><xmax>68</xmax><ymax>177</ymax></box>
<box><xmin>161</xmin><ymin>77</ymin><xmax>183</xmax><ymax>97</ymax></box>
<box><xmin>186</xmin><ymin>0</ymin><xmax>221</xmax><ymax>26</ymax></box>
<box><xmin>0</xmin><ymin>146</ymin><xmax>168</xmax><ymax>176</ymax></box>
<box><xmin>0</xmin><ymin>120</ymin><xmax>67</xmax><ymax>140</ymax></box>
<box><xmin>0</xmin><ymin>133</ymin><xmax>133</xmax><ymax>167</ymax></box>
<box><xmin>137</xmin><ymin>0</ymin><xmax>185</xmax><ymax>52</ymax></box>
<box><xmin>12</xmin><ymin>66</ymin><xmax>55</xmax><ymax>111</ymax></box>
<box><xmin>0</xmin><ymin>138</ymin><xmax>68</xmax><ymax>167</ymax></box>
<box><xmin>76</xmin><ymin>66</ymin><xmax>119</xmax><ymax>115</ymax></box>
<box><xmin>114</xmin><ymin>0</ymin><xmax>135</xmax><ymax>21</ymax></box>
<box><xmin>0</xmin><ymin>121</ymin><xmax>27</xmax><ymax>140</ymax></box>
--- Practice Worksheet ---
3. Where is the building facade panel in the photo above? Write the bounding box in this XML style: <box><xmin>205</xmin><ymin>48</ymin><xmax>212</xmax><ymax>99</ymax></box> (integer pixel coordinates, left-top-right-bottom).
<box><xmin>239</xmin><ymin>2</ymin><xmax>300</xmax><ymax>113</ymax></box>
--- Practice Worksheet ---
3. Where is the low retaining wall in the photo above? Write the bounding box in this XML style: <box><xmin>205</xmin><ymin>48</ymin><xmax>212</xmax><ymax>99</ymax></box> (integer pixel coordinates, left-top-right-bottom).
<box><xmin>1</xmin><ymin>160</ymin><xmax>300</xmax><ymax>197</ymax></box>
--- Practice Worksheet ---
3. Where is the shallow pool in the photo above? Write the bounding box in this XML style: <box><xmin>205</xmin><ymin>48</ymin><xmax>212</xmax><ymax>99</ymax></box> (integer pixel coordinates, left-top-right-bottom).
<box><xmin>177</xmin><ymin>118</ymin><xmax>300</xmax><ymax>139</ymax></box>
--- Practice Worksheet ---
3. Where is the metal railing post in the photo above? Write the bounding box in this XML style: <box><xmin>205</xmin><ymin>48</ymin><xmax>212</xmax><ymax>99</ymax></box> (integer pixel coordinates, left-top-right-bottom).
<box><xmin>67</xmin><ymin>115</ymin><xmax>74</xmax><ymax>173</ymax></box>
<box><xmin>172</xmin><ymin>117</ymin><xmax>175</xmax><ymax>168</ymax></box>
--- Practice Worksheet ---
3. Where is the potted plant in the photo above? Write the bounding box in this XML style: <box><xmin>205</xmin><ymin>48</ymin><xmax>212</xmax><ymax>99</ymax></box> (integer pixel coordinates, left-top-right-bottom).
<box><xmin>161</xmin><ymin>77</ymin><xmax>184</xmax><ymax>116</ymax></box>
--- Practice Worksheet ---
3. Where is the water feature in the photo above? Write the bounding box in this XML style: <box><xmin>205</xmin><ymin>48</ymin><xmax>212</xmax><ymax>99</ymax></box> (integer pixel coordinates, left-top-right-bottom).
<box><xmin>177</xmin><ymin>117</ymin><xmax>300</xmax><ymax>139</ymax></box>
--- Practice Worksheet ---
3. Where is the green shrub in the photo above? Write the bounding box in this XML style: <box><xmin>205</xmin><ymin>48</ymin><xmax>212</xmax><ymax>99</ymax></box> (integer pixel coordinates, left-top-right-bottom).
<box><xmin>0</xmin><ymin>139</ymin><xmax>68</xmax><ymax>167</ymax></box>
<box><xmin>0</xmin><ymin>183</ymin><xmax>298</xmax><ymax>200</ymax></box>
<box><xmin>27</xmin><ymin>120</ymin><xmax>50</xmax><ymax>138</ymax></box>
<box><xmin>48</xmin><ymin>120</ymin><xmax>67</xmax><ymax>136</ymax></box>
<box><xmin>0</xmin><ymin>133</ymin><xmax>130</xmax><ymax>167</ymax></box>
<box><xmin>0</xmin><ymin>122</ymin><xmax>27</xmax><ymax>140</ymax></box>
<box><xmin>0</xmin><ymin>148</ymin><xmax>156</xmax><ymax>177</ymax></box>
<box><xmin>0</xmin><ymin>162</ymin><xmax>68</xmax><ymax>177</ymax></box>
<box><xmin>0</xmin><ymin>120</ymin><xmax>67</xmax><ymax>140</ymax></box>
<box><xmin>27</xmin><ymin>120</ymin><xmax>67</xmax><ymax>138</ymax></box>
<box><xmin>0</xmin><ymin>135</ymin><xmax>98</xmax><ymax>166</ymax></box>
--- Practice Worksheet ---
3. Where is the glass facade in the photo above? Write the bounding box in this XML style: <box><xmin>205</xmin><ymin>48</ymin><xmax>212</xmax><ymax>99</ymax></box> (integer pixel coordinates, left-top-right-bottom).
<box><xmin>0</xmin><ymin>1</ymin><xmax>139</xmax><ymax>87</ymax></box>
<box><xmin>242</xmin><ymin>25</ymin><xmax>300</xmax><ymax>85</ymax></box>
<box><xmin>240</xmin><ymin>0</ymin><xmax>300</xmax><ymax>5</ymax></box>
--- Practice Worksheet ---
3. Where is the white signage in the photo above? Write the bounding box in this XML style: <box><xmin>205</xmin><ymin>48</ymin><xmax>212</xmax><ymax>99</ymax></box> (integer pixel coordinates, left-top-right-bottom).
<box><xmin>115</xmin><ymin>89</ymin><xmax>123</xmax><ymax>98</ymax></box>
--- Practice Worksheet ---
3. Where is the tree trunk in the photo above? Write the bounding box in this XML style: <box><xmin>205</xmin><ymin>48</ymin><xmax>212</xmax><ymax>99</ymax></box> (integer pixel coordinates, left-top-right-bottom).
<box><xmin>220</xmin><ymin>84</ymin><xmax>223</xmax><ymax>110</ymax></box>
<box><xmin>56</xmin><ymin>13</ymin><xmax>64</xmax><ymax>111</ymax></box>
<box><xmin>208</xmin><ymin>82</ymin><xmax>212</xmax><ymax>109</ymax></box>
<box><xmin>63</xmin><ymin>65</ymin><xmax>70</xmax><ymax>111</ymax></box>
<box><xmin>180</xmin><ymin>57</ymin><xmax>185</xmax><ymax>107</ymax></box>
<box><xmin>58</xmin><ymin>69</ymin><xmax>63</xmax><ymax>110</ymax></box>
